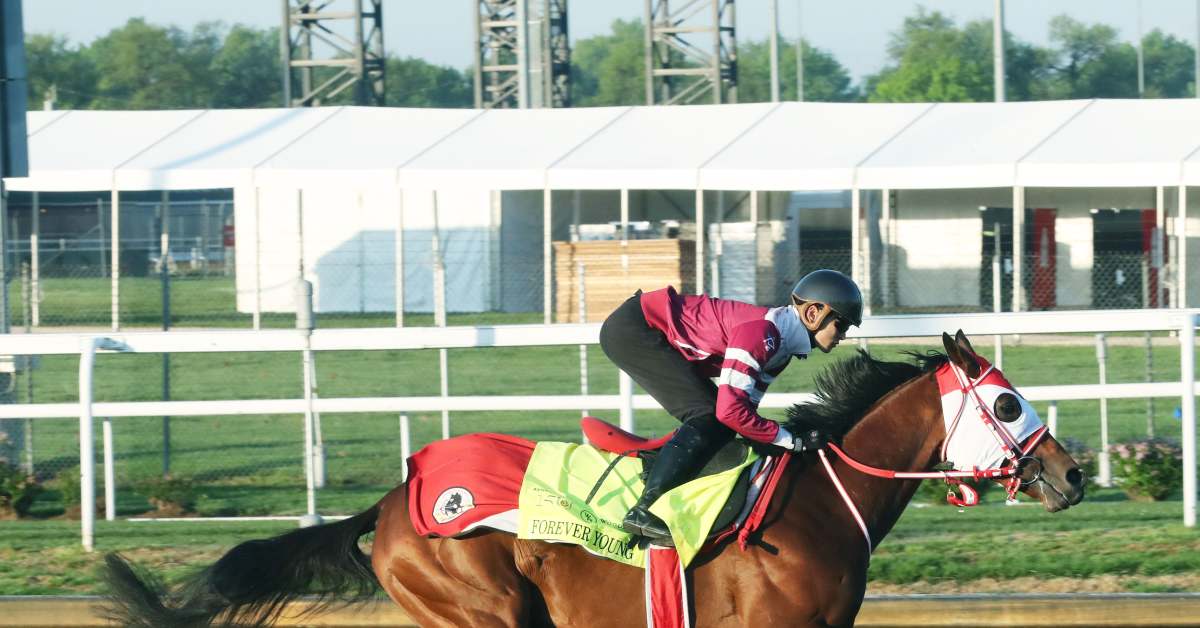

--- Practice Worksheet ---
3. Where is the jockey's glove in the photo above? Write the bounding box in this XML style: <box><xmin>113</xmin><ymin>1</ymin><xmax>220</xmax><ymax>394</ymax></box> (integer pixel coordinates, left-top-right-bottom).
<box><xmin>771</xmin><ymin>426</ymin><xmax>832</xmax><ymax>452</ymax></box>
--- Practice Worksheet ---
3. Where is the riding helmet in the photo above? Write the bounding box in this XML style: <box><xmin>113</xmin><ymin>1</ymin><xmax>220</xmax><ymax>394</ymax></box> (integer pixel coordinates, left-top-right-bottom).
<box><xmin>791</xmin><ymin>269</ymin><xmax>863</xmax><ymax>327</ymax></box>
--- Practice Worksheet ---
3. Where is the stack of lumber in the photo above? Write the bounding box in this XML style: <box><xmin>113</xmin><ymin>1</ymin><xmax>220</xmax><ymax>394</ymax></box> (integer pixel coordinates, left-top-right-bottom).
<box><xmin>554</xmin><ymin>239</ymin><xmax>695</xmax><ymax>323</ymax></box>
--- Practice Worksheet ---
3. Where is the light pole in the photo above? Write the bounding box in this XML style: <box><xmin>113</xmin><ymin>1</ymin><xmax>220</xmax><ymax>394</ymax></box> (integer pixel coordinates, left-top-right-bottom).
<box><xmin>796</xmin><ymin>0</ymin><xmax>805</xmax><ymax>101</ymax></box>
<box><xmin>993</xmin><ymin>0</ymin><xmax>1006</xmax><ymax>102</ymax></box>
<box><xmin>1137</xmin><ymin>0</ymin><xmax>1145</xmax><ymax>97</ymax></box>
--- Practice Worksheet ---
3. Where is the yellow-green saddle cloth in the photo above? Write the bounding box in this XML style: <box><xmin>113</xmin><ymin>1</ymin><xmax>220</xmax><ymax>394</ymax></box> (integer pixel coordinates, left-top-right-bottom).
<box><xmin>517</xmin><ymin>441</ymin><xmax>759</xmax><ymax>568</ymax></box>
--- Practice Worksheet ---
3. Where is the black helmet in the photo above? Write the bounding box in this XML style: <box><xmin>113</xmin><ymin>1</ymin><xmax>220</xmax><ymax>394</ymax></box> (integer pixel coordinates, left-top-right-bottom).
<box><xmin>791</xmin><ymin>269</ymin><xmax>863</xmax><ymax>327</ymax></box>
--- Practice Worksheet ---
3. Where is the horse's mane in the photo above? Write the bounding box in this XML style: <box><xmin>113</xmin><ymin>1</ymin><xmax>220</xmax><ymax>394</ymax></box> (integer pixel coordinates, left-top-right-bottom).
<box><xmin>784</xmin><ymin>350</ymin><xmax>948</xmax><ymax>438</ymax></box>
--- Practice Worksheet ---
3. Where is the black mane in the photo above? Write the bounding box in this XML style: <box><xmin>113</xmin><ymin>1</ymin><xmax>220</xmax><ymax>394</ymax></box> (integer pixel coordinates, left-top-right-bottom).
<box><xmin>784</xmin><ymin>350</ymin><xmax>948</xmax><ymax>438</ymax></box>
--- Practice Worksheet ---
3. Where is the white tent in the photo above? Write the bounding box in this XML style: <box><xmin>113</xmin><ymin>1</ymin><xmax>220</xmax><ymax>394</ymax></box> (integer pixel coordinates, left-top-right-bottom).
<box><xmin>7</xmin><ymin>100</ymin><xmax>1200</xmax><ymax>322</ymax></box>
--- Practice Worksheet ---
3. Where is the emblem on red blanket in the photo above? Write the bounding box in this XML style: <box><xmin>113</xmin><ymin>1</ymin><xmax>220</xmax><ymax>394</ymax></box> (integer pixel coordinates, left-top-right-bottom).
<box><xmin>432</xmin><ymin>487</ymin><xmax>476</xmax><ymax>523</ymax></box>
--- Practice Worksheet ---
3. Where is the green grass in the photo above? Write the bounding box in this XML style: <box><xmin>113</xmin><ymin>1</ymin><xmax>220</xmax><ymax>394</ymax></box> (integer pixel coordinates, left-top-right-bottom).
<box><xmin>869</xmin><ymin>490</ymin><xmax>1200</xmax><ymax>590</ymax></box>
<box><xmin>7</xmin><ymin>331</ymin><xmax>1193</xmax><ymax>518</ymax></box>
<box><xmin>0</xmin><ymin>490</ymin><xmax>1196</xmax><ymax>595</ymax></box>
<box><xmin>3</xmin><ymin>276</ymin><xmax>1198</xmax><ymax>594</ymax></box>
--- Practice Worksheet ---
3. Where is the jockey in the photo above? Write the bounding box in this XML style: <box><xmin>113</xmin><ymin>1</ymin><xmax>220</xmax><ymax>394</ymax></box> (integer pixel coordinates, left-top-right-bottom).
<box><xmin>599</xmin><ymin>269</ymin><xmax>863</xmax><ymax>540</ymax></box>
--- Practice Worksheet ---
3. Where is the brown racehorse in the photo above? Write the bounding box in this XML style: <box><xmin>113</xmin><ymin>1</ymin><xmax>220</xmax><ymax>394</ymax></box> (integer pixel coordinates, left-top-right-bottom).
<box><xmin>104</xmin><ymin>331</ymin><xmax>1085</xmax><ymax>627</ymax></box>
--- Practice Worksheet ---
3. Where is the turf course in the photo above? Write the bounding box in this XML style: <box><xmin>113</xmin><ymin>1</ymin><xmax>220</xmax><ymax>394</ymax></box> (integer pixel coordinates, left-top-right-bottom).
<box><xmin>1</xmin><ymin>489</ymin><xmax>1196</xmax><ymax>596</ymax></box>
<box><xmin>2</xmin><ymin>277</ymin><xmax>1197</xmax><ymax>595</ymax></box>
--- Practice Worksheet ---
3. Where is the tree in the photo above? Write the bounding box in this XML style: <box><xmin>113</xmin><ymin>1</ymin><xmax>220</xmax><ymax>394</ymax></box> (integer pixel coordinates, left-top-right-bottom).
<box><xmin>386</xmin><ymin>57</ymin><xmax>472</xmax><ymax>107</ymax></box>
<box><xmin>571</xmin><ymin>19</ymin><xmax>645</xmax><ymax>106</ymax></box>
<box><xmin>210</xmin><ymin>25</ymin><xmax>282</xmax><ymax>108</ymax></box>
<box><xmin>1044</xmin><ymin>15</ymin><xmax>1137</xmax><ymax>99</ymax></box>
<box><xmin>86</xmin><ymin>18</ymin><xmax>217</xmax><ymax>109</ymax></box>
<box><xmin>23</xmin><ymin>33</ymin><xmax>98</xmax><ymax>109</ymax></box>
<box><xmin>737</xmin><ymin>39</ymin><xmax>858</xmax><ymax>102</ymax></box>
<box><xmin>867</xmin><ymin>9</ymin><xmax>991</xmax><ymax>102</ymax></box>
<box><xmin>1142</xmin><ymin>29</ymin><xmax>1196</xmax><ymax>98</ymax></box>
<box><xmin>866</xmin><ymin>9</ymin><xmax>1055</xmax><ymax>103</ymax></box>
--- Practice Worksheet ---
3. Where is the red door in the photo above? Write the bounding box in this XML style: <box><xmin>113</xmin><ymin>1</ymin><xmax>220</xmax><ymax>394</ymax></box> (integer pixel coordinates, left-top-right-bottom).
<box><xmin>1141</xmin><ymin>210</ymin><xmax>1168</xmax><ymax>307</ymax></box>
<box><xmin>1030</xmin><ymin>208</ymin><xmax>1056</xmax><ymax>309</ymax></box>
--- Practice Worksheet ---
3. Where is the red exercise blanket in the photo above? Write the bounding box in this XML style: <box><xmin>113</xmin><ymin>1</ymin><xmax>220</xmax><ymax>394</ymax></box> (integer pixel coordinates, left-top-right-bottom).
<box><xmin>405</xmin><ymin>433</ymin><xmax>534</xmax><ymax>537</ymax></box>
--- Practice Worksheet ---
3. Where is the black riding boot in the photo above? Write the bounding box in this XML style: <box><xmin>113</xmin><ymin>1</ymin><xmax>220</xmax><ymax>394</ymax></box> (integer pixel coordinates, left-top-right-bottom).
<box><xmin>621</xmin><ymin>422</ymin><xmax>713</xmax><ymax>540</ymax></box>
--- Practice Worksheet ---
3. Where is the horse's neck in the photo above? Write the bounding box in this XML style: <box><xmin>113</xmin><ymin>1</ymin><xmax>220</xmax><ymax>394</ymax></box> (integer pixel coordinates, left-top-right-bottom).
<box><xmin>825</xmin><ymin>373</ymin><xmax>944</xmax><ymax>547</ymax></box>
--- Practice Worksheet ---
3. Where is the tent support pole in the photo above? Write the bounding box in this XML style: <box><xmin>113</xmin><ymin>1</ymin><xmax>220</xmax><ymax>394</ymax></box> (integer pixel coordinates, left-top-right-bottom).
<box><xmin>30</xmin><ymin>191</ymin><xmax>39</xmax><ymax>327</ymax></box>
<box><xmin>750</xmin><ymin>191</ymin><xmax>758</xmax><ymax>302</ymax></box>
<box><xmin>1181</xmin><ymin>185</ymin><xmax>1189</xmax><ymax>308</ymax></box>
<box><xmin>110</xmin><ymin>187</ymin><xmax>120</xmax><ymax>331</ymax></box>
<box><xmin>850</xmin><ymin>188</ymin><xmax>860</xmax><ymax>293</ymax></box>
<box><xmin>696</xmin><ymin>189</ymin><xmax>705</xmax><ymax>293</ymax></box>
<box><xmin>543</xmin><ymin>187</ymin><xmax>552</xmax><ymax>324</ymax></box>
<box><xmin>252</xmin><ymin>186</ymin><xmax>262</xmax><ymax>329</ymax></box>
<box><xmin>1012</xmin><ymin>186</ymin><xmax>1024</xmax><ymax>313</ymax></box>
<box><xmin>395</xmin><ymin>187</ymin><xmax>405</xmax><ymax>327</ymax></box>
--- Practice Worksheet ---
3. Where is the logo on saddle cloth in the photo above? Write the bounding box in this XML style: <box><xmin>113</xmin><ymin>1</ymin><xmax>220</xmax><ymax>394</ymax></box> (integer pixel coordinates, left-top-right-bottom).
<box><xmin>432</xmin><ymin>487</ymin><xmax>476</xmax><ymax>524</ymax></box>
<box><xmin>518</xmin><ymin>441</ymin><xmax>759</xmax><ymax>568</ymax></box>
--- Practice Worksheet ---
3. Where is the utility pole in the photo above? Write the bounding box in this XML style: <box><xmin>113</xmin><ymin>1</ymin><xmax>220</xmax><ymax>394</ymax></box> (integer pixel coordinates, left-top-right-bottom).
<box><xmin>993</xmin><ymin>0</ymin><xmax>1005</xmax><ymax>102</ymax></box>
<box><xmin>1137</xmin><ymin>0</ymin><xmax>1146</xmax><ymax>97</ymax></box>
<box><xmin>796</xmin><ymin>0</ymin><xmax>804</xmax><ymax>101</ymax></box>
<box><xmin>769</xmin><ymin>0</ymin><xmax>780</xmax><ymax>102</ymax></box>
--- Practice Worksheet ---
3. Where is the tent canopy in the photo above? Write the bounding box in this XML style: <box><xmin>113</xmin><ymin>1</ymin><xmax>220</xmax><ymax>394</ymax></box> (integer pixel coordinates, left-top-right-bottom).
<box><xmin>8</xmin><ymin>100</ymin><xmax>1200</xmax><ymax>194</ymax></box>
<box><xmin>856</xmin><ymin>100</ymin><xmax>1092</xmax><ymax>190</ymax></box>
<box><xmin>400</xmin><ymin>107</ymin><xmax>629</xmax><ymax>190</ymax></box>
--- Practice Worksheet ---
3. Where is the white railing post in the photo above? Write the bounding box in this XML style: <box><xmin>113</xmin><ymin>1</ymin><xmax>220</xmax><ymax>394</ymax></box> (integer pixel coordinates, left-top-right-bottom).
<box><xmin>78</xmin><ymin>338</ymin><xmax>98</xmax><ymax>552</ymax></box>
<box><xmin>1180</xmin><ymin>313</ymin><xmax>1196</xmax><ymax>527</ymax></box>
<box><xmin>103</xmin><ymin>417</ymin><xmax>115</xmax><ymax>522</ymax></box>
<box><xmin>399</xmin><ymin>414</ymin><xmax>411</xmax><ymax>482</ymax></box>
<box><xmin>1047</xmin><ymin>401</ymin><xmax>1058</xmax><ymax>437</ymax></box>
<box><xmin>619</xmin><ymin>370</ymin><xmax>635</xmax><ymax>433</ymax></box>
<box><xmin>1096</xmin><ymin>334</ymin><xmax>1111</xmax><ymax>487</ymax></box>
<box><xmin>296</xmin><ymin>280</ymin><xmax>321</xmax><ymax>527</ymax></box>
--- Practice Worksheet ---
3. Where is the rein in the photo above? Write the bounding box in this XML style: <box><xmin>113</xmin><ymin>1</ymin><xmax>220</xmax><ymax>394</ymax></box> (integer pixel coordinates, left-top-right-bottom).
<box><xmin>816</xmin><ymin>356</ymin><xmax>1051</xmax><ymax>555</ymax></box>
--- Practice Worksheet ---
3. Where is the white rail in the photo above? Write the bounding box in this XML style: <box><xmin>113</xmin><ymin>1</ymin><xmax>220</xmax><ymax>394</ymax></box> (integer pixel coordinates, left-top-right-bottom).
<box><xmin>0</xmin><ymin>308</ymin><xmax>1196</xmax><ymax>550</ymax></box>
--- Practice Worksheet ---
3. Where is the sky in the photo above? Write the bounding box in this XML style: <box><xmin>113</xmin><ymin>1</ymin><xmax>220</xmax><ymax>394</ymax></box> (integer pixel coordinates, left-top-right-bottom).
<box><xmin>20</xmin><ymin>0</ymin><xmax>1200</xmax><ymax>83</ymax></box>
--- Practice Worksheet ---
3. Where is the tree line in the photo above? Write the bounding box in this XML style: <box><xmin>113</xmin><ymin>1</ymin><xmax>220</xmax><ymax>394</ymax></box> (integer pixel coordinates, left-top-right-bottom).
<box><xmin>24</xmin><ymin>9</ymin><xmax>1198</xmax><ymax>111</ymax></box>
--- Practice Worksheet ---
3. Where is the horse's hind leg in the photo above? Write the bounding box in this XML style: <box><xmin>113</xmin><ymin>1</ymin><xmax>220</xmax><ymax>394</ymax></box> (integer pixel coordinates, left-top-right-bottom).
<box><xmin>371</xmin><ymin>486</ymin><xmax>544</xmax><ymax>627</ymax></box>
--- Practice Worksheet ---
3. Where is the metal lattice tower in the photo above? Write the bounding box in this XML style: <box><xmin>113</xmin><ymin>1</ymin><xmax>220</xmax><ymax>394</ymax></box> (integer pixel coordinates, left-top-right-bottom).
<box><xmin>644</xmin><ymin>0</ymin><xmax>737</xmax><ymax>105</ymax></box>
<box><xmin>281</xmin><ymin>0</ymin><xmax>385</xmax><ymax>107</ymax></box>
<box><xmin>474</xmin><ymin>0</ymin><xmax>571</xmax><ymax>109</ymax></box>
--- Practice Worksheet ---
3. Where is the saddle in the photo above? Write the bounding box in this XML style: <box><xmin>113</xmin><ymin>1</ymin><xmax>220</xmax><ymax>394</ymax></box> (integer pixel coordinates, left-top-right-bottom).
<box><xmin>581</xmin><ymin>417</ymin><xmax>759</xmax><ymax>545</ymax></box>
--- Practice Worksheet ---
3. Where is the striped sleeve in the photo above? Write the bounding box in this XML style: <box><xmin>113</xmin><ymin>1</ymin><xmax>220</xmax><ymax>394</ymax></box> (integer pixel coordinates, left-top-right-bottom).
<box><xmin>715</xmin><ymin>320</ymin><xmax>785</xmax><ymax>444</ymax></box>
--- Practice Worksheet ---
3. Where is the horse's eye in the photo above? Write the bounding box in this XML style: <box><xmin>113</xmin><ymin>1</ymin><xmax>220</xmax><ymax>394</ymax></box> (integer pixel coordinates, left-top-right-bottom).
<box><xmin>993</xmin><ymin>393</ymin><xmax>1022</xmax><ymax>423</ymax></box>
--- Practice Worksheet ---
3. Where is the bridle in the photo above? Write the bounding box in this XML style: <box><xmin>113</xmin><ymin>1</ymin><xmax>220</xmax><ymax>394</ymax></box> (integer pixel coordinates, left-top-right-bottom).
<box><xmin>815</xmin><ymin>355</ymin><xmax>1050</xmax><ymax>555</ymax></box>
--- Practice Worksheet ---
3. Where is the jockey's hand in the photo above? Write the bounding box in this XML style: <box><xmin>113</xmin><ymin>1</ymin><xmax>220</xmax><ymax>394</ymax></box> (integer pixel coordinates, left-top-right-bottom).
<box><xmin>791</xmin><ymin>429</ymin><xmax>831</xmax><ymax>452</ymax></box>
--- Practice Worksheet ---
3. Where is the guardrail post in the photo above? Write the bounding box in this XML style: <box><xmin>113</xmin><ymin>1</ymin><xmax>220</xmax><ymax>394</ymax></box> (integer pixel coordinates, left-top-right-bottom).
<box><xmin>78</xmin><ymin>338</ymin><xmax>98</xmax><ymax>552</ymax></box>
<box><xmin>619</xmin><ymin>370</ymin><xmax>634</xmax><ymax>433</ymax></box>
<box><xmin>1180</xmin><ymin>314</ymin><xmax>1196</xmax><ymax>527</ymax></box>
<box><xmin>297</xmin><ymin>280</ymin><xmax>322</xmax><ymax>527</ymax></box>
<box><xmin>1047</xmin><ymin>401</ymin><xmax>1057</xmax><ymax>436</ymax></box>
<box><xmin>399</xmin><ymin>414</ymin><xmax>411</xmax><ymax>482</ymax></box>
<box><xmin>1096</xmin><ymin>334</ymin><xmax>1111</xmax><ymax>487</ymax></box>
<box><xmin>103</xmin><ymin>417</ymin><xmax>115</xmax><ymax>521</ymax></box>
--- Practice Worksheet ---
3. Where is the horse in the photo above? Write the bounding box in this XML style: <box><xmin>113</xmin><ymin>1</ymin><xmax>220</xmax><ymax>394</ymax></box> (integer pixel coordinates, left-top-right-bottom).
<box><xmin>104</xmin><ymin>330</ymin><xmax>1085</xmax><ymax>627</ymax></box>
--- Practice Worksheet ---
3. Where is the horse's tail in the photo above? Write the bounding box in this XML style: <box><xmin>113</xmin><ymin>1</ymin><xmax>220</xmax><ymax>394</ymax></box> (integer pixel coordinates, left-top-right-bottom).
<box><xmin>103</xmin><ymin>501</ymin><xmax>382</xmax><ymax>628</ymax></box>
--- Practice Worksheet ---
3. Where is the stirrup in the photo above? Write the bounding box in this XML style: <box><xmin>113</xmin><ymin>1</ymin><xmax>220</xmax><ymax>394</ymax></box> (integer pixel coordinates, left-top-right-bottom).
<box><xmin>622</xmin><ymin>506</ymin><xmax>673</xmax><ymax>545</ymax></box>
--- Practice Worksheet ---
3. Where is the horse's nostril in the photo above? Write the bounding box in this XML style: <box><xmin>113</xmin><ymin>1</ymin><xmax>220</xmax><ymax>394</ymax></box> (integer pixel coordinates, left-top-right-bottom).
<box><xmin>1066</xmin><ymin>467</ymin><xmax>1084</xmax><ymax>488</ymax></box>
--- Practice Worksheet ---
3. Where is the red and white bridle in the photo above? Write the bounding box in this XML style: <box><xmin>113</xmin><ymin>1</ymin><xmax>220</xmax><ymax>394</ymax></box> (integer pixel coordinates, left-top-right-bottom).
<box><xmin>816</xmin><ymin>355</ymin><xmax>1050</xmax><ymax>555</ymax></box>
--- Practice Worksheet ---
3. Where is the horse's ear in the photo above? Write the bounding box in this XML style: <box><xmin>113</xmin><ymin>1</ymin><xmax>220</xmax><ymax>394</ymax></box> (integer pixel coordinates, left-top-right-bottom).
<box><xmin>943</xmin><ymin>331</ymin><xmax>980</xmax><ymax>378</ymax></box>
<box><xmin>953</xmin><ymin>329</ymin><xmax>981</xmax><ymax>377</ymax></box>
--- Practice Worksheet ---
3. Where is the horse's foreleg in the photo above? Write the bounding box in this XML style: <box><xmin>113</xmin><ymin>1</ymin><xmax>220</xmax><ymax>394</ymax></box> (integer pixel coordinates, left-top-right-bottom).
<box><xmin>372</xmin><ymin>486</ymin><xmax>544</xmax><ymax>627</ymax></box>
